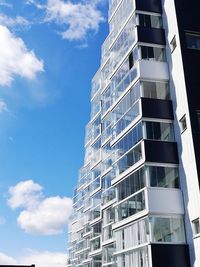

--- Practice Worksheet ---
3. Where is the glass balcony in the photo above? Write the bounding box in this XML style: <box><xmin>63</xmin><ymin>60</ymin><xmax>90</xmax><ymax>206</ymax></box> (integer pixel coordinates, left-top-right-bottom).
<box><xmin>103</xmin><ymin>224</ymin><xmax>113</xmax><ymax>241</ymax></box>
<box><xmin>91</xmin><ymin>115</ymin><xmax>101</xmax><ymax>142</ymax></box>
<box><xmin>112</xmin><ymin>101</ymin><xmax>140</xmax><ymax>139</ymax></box>
<box><xmin>116</xmin><ymin>166</ymin><xmax>146</xmax><ymax>201</ymax></box>
<box><xmin>147</xmin><ymin>166</ymin><xmax>179</xmax><ymax>188</ymax></box>
<box><xmin>91</xmin><ymin>94</ymin><xmax>101</xmax><ymax>119</ymax></box>
<box><xmin>92</xmin><ymin>222</ymin><xmax>102</xmax><ymax>238</ymax></box>
<box><xmin>116</xmin><ymin>190</ymin><xmax>145</xmax><ymax>222</ymax></box>
<box><xmin>110</xmin><ymin>16</ymin><xmax>136</xmax><ymax>74</ymax></box>
<box><xmin>145</xmin><ymin>121</ymin><xmax>175</xmax><ymax>142</ymax></box>
<box><xmin>103</xmin><ymin>244</ymin><xmax>116</xmax><ymax>264</ymax></box>
<box><xmin>112</xmin><ymin>142</ymin><xmax>142</xmax><ymax>178</ymax></box>
<box><xmin>109</xmin><ymin>0</ymin><xmax>135</xmax><ymax>45</ymax></box>
<box><xmin>108</xmin><ymin>0</ymin><xmax>122</xmax><ymax>20</ymax></box>
<box><xmin>91</xmin><ymin>236</ymin><xmax>101</xmax><ymax>251</ymax></box>
<box><xmin>91</xmin><ymin>70</ymin><xmax>101</xmax><ymax>100</ymax></box>
<box><xmin>91</xmin><ymin>205</ymin><xmax>101</xmax><ymax>221</ymax></box>
<box><xmin>112</xmin><ymin>64</ymin><xmax>138</xmax><ymax>104</ymax></box>
<box><xmin>102</xmin><ymin>187</ymin><xmax>116</xmax><ymax>205</ymax></box>
<box><xmin>101</xmin><ymin>36</ymin><xmax>110</xmax><ymax>66</ymax></box>
<box><xmin>150</xmin><ymin>216</ymin><xmax>185</xmax><ymax>243</ymax></box>
<box><xmin>113</xmin><ymin>122</ymin><xmax>143</xmax><ymax>161</ymax></box>
<box><xmin>141</xmin><ymin>81</ymin><xmax>170</xmax><ymax>100</ymax></box>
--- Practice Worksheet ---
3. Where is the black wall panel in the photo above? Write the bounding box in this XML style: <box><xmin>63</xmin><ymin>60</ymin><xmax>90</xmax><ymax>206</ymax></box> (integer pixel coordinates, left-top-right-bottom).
<box><xmin>137</xmin><ymin>27</ymin><xmax>166</xmax><ymax>45</ymax></box>
<box><xmin>141</xmin><ymin>98</ymin><xmax>174</xmax><ymax>120</ymax></box>
<box><xmin>135</xmin><ymin>0</ymin><xmax>162</xmax><ymax>13</ymax></box>
<box><xmin>151</xmin><ymin>244</ymin><xmax>191</xmax><ymax>267</ymax></box>
<box><xmin>144</xmin><ymin>140</ymin><xmax>179</xmax><ymax>164</ymax></box>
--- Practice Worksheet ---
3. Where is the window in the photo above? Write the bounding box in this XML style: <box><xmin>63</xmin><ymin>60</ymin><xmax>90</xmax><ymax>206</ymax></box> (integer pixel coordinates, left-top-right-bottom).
<box><xmin>150</xmin><ymin>217</ymin><xmax>185</xmax><ymax>243</ymax></box>
<box><xmin>103</xmin><ymin>207</ymin><xmax>115</xmax><ymax>225</ymax></box>
<box><xmin>115</xmin><ymin>219</ymin><xmax>149</xmax><ymax>250</ymax></box>
<box><xmin>117</xmin><ymin>167</ymin><xmax>146</xmax><ymax>201</ymax></box>
<box><xmin>180</xmin><ymin>115</ymin><xmax>187</xmax><ymax>133</ymax></box>
<box><xmin>148</xmin><ymin>166</ymin><xmax>179</xmax><ymax>188</ymax></box>
<box><xmin>170</xmin><ymin>35</ymin><xmax>177</xmax><ymax>52</ymax></box>
<box><xmin>138</xmin><ymin>14</ymin><xmax>162</xmax><ymax>28</ymax></box>
<box><xmin>116</xmin><ymin>191</ymin><xmax>145</xmax><ymax>222</ymax></box>
<box><xmin>113</xmin><ymin>143</ymin><xmax>142</xmax><ymax>177</ymax></box>
<box><xmin>103</xmin><ymin>224</ymin><xmax>113</xmax><ymax>241</ymax></box>
<box><xmin>186</xmin><ymin>32</ymin><xmax>200</xmax><ymax>50</ymax></box>
<box><xmin>103</xmin><ymin>244</ymin><xmax>115</xmax><ymax>263</ymax></box>
<box><xmin>193</xmin><ymin>218</ymin><xmax>200</xmax><ymax>235</ymax></box>
<box><xmin>114</xmin><ymin>122</ymin><xmax>143</xmax><ymax>160</ymax></box>
<box><xmin>129</xmin><ymin>51</ymin><xmax>134</xmax><ymax>69</ymax></box>
<box><xmin>145</xmin><ymin>121</ymin><xmax>174</xmax><ymax>142</ymax></box>
<box><xmin>140</xmin><ymin>46</ymin><xmax>166</xmax><ymax>61</ymax></box>
<box><xmin>142</xmin><ymin>81</ymin><xmax>170</xmax><ymax>100</ymax></box>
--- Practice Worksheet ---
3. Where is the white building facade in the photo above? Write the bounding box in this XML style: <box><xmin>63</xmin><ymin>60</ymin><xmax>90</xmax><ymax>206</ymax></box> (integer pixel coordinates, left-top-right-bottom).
<box><xmin>67</xmin><ymin>0</ymin><xmax>200</xmax><ymax>266</ymax></box>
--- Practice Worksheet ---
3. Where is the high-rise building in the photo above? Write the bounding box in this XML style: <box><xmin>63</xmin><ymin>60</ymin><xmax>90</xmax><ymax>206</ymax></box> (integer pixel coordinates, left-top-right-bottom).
<box><xmin>67</xmin><ymin>0</ymin><xmax>200</xmax><ymax>266</ymax></box>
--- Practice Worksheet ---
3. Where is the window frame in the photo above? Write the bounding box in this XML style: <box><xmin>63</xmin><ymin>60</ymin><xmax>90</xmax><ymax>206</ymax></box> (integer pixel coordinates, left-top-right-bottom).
<box><xmin>179</xmin><ymin>115</ymin><xmax>187</xmax><ymax>133</ymax></box>
<box><xmin>170</xmin><ymin>35</ymin><xmax>177</xmax><ymax>53</ymax></box>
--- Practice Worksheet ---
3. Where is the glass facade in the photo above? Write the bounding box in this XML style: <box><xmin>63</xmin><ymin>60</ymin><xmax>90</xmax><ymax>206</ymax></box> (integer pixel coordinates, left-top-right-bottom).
<box><xmin>67</xmin><ymin>0</ymin><xmax>188</xmax><ymax>267</ymax></box>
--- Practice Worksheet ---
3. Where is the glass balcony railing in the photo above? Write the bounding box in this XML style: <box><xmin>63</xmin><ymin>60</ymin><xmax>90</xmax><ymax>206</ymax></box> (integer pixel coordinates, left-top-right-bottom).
<box><xmin>91</xmin><ymin>70</ymin><xmax>101</xmax><ymax>99</ymax></box>
<box><xmin>103</xmin><ymin>224</ymin><xmax>113</xmax><ymax>241</ymax></box>
<box><xmin>102</xmin><ymin>187</ymin><xmax>116</xmax><ymax>205</ymax></box>
<box><xmin>108</xmin><ymin>0</ymin><xmax>122</xmax><ymax>19</ymax></box>
<box><xmin>112</xmin><ymin>142</ymin><xmax>142</xmax><ymax>178</ymax></box>
<box><xmin>112</xmin><ymin>101</ymin><xmax>140</xmax><ymax>139</ymax></box>
<box><xmin>109</xmin><ymin>0</ymin><xmax>135</xmax><ymax>46</ymax></box>
<box><xmin>116</xmin><ymin>190</ymin><xmax>145</xmax><ymax>222</ymax></box>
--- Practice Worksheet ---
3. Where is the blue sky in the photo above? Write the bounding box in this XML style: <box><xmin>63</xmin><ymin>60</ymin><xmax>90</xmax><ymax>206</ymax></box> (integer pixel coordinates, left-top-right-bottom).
<box><xmin>0</xmin><ymin>0</ymin><xmax>108</xmax><ymax>266</ymax></box>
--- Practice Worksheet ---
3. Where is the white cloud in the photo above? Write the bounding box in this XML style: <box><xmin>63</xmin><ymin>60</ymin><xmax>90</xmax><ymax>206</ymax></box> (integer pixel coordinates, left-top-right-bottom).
<box><xmin>29</xmin><ymin>0</ymin><xmax>105</xmax><ymax>41</ymax></box>
<box><xmin>0</xmin><ymin>25</ymin><xmax>44</xmax><ymax>87</ymax></box>
<box><xmin>46</xmin><ymin>0</ymin><xmax>104</xmax><ymax>40</ymax></box>
<box><xmin>8</xmin><ymin>180</ymin><xmax>73</xmax><ymax>235</ymax></box>
<box><xmin>0</xmin><ymin>250</ymin><xmax>67</xmax><ymax>267</ymax></box>
<box><xmin>0</xmin><ymin>13</ymin><xmax>30</xmax><ymax>28</ymax></box>
<box><xmin>26</xmin><ymin>0</ymin><xmax>45</xmax><ymax>10</ymax></box>
<box><xmin>8</xmin><ymin>180</ymin><xmax>43</xmax><ymax>210</ymax></box>
<box><xmin>17</xmin><ymin>196</ymin><xmax>73</xmax><ymax>235</ymax></box>
<box><xmin>0</xmin><ymin>99</ymin><xmax>8</xmax><ymax>112</ymax></box>
<box><xmin>0</xmin><ymin>252</ymin><xmax>17</xmax><ymax>265</ymax></box>
<box><xmin>20</xmin><ymin>250</ymin><xmax>67</xmax><ymax>267</ymax></box>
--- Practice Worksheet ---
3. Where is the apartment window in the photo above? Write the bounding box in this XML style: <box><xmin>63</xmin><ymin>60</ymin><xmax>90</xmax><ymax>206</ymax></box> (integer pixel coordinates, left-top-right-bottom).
<box><xmin>116</xmin><ymin>191</ymin><xmax>145</xmax><ymax>221</ymax></box>
<box><xmin>170</xmin><ymin>35</ymin><xmax>177</xmax><ymax>52</ymax></box>
<box><xmin>138</xmin><ymin>14</ymin><xmax>162</xmax><ymax>28</ymax></box>
<box><xmin>129</xmin><ymin>51</ymin><xmax>134</xmax><ymax>69</ymax></box>
<box><xmin>145</xmin><ymin>121</ymin><xmax>174</xmax><ymax>142</ymax></box>
<box><xmin>193</xmin><ymin>218</ymin><xmax>200</xmax><ymax>235</ymax></box>
<box><xmin>93</xmin><ymin>254</ymin><xmax>102</xmax><ymax>267</ymax></box>
<box><xmin>186</xmin><ymin>32</ymin><xmax>200</xmax><ymax>50</ymax></box>
<box><xmin>148</xmin><ymin>166</ymin><xmax>179</xmax><ymax>188</ymax></box>
<box><xmin>103</xmin><ymin>207</ymin><xmax>115</xmax><ymax>225</ymax></box>
<box><xmin>91</xmin><ymin>237</ymin><xmax>100</xmax><ymax>251</ymax></box>
<box><xmin>114</xmin><ymin>122</ymin><xmax>143</xmax><ymax>160</ymax></box>
<box><xmin>103</xmin><ymin>244</ymin><xmax>115</xmax><ymax>263</ymax></box>
<box><xmin>103</xmin><ymin>224</ymin><xmax>113</xmax><ymax>241</ymax></box>
<box><xmin>180</xmin><ymin>115</ymin><xmax>187</xmax><ymax>133</ymax></box>
<box><xmin>140</xmin><ymin>46</ymin><xmax>166</xmax><ymax>61</ymax></box>
<box><xmin>102</xmin><ymin>173</ymin><xmax>111</xmax><ymax>190</ymax></box>
<box><xmin>142</xmin><ymin>81</ymin><xmax>170</xmax><ymax>100</ymax></box>
<box><xmin>117</xmin><ymin>167</ymin><xmax>146</xmax><ymax>201</ymax></box>
<box><xmin>113</xmin><ymin>143</ymin><xmax>142</xmax><ymax>176</ymax></box>
<box><xmin>150</xmin><ymin>217</ymin><xmax>186</xmax><ymax>243</ymax></box>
